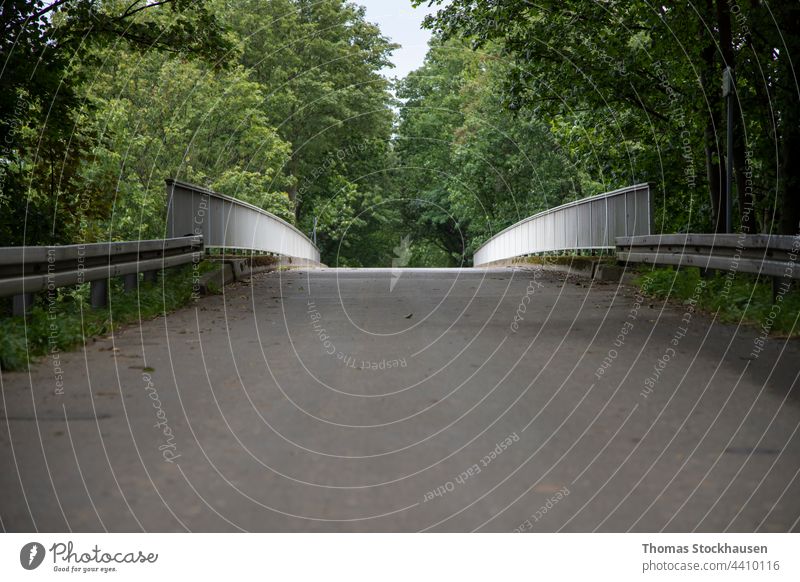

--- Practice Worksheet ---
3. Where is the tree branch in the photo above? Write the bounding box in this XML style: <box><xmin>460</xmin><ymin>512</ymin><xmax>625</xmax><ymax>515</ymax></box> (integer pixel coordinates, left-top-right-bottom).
<box><xmin>118</xmin><ymin>0</ymin><xmax>175</xmax><ymax>20</ymax></box>
<box><xmin>31</xmin><ymin>0</ymin><xmax>71</xmax><ymax>21</ymax></box>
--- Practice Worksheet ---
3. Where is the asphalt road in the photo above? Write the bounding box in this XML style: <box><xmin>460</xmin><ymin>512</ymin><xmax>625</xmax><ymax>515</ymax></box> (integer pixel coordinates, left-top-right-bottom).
<box><xmin>2</xmin><ymin>266</ymin><xmax>799</xmax><ymax>532</ymax></box>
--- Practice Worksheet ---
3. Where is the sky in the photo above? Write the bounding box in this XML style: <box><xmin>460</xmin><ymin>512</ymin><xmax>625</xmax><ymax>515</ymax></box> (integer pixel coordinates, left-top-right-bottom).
<box><xmin>355</xmin><ymin>0</ymin><xmax>442</xmax><ymax>79</ymax></box>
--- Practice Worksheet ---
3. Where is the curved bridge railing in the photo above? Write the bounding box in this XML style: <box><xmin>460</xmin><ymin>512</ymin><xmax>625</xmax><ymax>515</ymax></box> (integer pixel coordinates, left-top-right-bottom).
<box><xmin>473</xmin><ymin>184</ymin><xmax>651</xmax><ymax>266</ymax></box>
<box><xmin>166</xmin><ymin>179</ymin><xmax>320</xmax><ymax>263</ymax></box>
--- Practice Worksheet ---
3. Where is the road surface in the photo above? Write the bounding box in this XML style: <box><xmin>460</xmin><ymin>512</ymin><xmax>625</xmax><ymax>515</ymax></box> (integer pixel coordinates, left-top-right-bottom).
<box><xmin>2</xmin><ymin>267</ymin><xmax>799</xmax><ymax>531</ymax></box>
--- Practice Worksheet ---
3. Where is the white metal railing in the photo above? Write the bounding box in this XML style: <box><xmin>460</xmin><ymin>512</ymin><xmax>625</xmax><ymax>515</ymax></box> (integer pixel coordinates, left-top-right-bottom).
<box><xmin>166</xmin><ymin>179</ymin><xmax>320</xmax><ymax>263</ymax></box>
<box><xmin>473</xmin><ymin>184</ymin><xmax>651</xmax><ymax>266</ymax></box>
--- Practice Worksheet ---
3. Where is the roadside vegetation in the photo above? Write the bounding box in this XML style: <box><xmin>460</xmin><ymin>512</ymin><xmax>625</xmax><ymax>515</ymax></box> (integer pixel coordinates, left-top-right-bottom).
<box><xmin>635</xmin><ymin>267</ymin><xmax>800</xmax><ymax>337</ymax></box>
<box><xmin>0</xmin><ymin>263</ymin><xmax>214</xmax><ymax>371</ymax></box>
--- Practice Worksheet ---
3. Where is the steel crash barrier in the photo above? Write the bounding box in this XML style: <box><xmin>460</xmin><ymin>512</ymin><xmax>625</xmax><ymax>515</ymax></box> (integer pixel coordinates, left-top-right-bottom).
<box><xmin>2</xmin><ymin>179</ymin><xmax>321</xmax><ymax>317</ymax></box>
<box><xmin>166</xmin><ymin>179</ymin><xmax>321</xmax><ymax>264</ymax></box>
<box><xmin>473</xmin><ymin>184</ymin><xmax>651</xmax><ymax>267</ymax></box>
<box><xmin>0</xmin><ymin>236</ymin><xmax>204</xmax><ymax>316</ymax></box>
<box><xmin>616</xmin><ymin>234</ymin><xmax>800</xmax><ymax>280</ymax></box>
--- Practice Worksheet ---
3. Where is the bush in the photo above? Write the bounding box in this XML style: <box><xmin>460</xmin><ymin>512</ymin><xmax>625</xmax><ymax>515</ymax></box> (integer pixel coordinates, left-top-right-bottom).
<box><xmin>635</xmin><ymin>267</ymin><xmax>800</xmax><ymax>336</ymax></box>
<box><xmin>0</xmin><ymin>262</ymin><xmax>214</xmax><ymax>371</ymax></box>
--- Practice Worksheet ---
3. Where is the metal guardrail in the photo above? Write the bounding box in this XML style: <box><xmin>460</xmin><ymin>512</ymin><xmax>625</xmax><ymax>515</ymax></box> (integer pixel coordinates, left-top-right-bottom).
<box><xmin>2</xmin><ymin>178</ymin><xmax>319</xmax><ymax>317</ymax></box>
<box><xmin>473</xmin><ymin>184</ymin><xmax>651</xmax><ymax>266</ymax></box>
<box><xmin>616</xmin><ymin>234</ymin><xmax>800</xmax><ymax>279</ymax></box>
<box><xmin>0</xmin><ymin>236</ymin><xmax>203</xmax><ymax>315</ymax></box>
<box><xmin>166</xmin><ymin>179</ymin><xmax>320</xmax><ymax>263</ymax></box>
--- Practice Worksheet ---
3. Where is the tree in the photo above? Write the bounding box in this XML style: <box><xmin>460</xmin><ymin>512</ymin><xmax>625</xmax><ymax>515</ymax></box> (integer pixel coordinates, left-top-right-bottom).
<box><xmin>215</xmin><ymin>0</ymin><xmax>398</xmax><ymax>264</ymax></box>
<box><xmin>416</xmin><ymin>0</ymin><xmax>800</xmax><ymax>236</ymax></box>
<box><xmin>394</xmin><ymin>38</ymin><xmax>582</xmax><ymax>264</ymax></box>
<box><xmin>75</xmin><ymin>44</ymin><xmax>293</xmax><ymax>240</ymax></box>
<box><xmin>0</xmin><ymin>0</ymin><xmax>232</xmax><ymax>245</ymax></box>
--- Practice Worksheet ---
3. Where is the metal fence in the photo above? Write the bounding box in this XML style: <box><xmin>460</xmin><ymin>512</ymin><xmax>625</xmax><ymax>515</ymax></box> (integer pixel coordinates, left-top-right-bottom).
<box><xmin>166</xmin><ymin>179</ymin><xmax>320</xmax><ymax>263</ymax></box>
<box><xmin>473</xmin><ymin>184</ymin><xmax>651</xmax><ymax>266</ymax></box>
<box><xmin>0</xmin><ymin>236</ymin><xmax>203</xmax><ymax>314</ymax></box>
<box><xmin>617</xmin><ymin>233</ymin><xmax>800</xmax><ymax>279</ymax></box>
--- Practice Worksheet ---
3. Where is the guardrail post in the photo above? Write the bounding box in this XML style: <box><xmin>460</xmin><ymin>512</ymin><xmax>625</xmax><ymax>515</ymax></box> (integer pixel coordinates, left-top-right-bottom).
<box><xmin>699</xmin><ymin>266</ymin><xmax>715</xmax><ymax>279</ymax></box>
<box><xmin>123</xmin><ymin>273</ymin><xmax>138</xmax><ymax>292</ymax></box>
<box><xmin>1</xmin><ymin>236</ymin><xmax>204</xmax><ymax>307</ymax></box>
<box><xmin>772</xmin><ymin>276</ymin><xmax>781</xmax><ymax>303</ymax></box>
<box><xmin>90</xmin><ymin>279</ymin><xmax>108</xmax><ymax>308</ymax></box>
<box><xmin>12</xmin><ymin>293</ymin><xmax>34</xmax><ymax>317</ymax></box>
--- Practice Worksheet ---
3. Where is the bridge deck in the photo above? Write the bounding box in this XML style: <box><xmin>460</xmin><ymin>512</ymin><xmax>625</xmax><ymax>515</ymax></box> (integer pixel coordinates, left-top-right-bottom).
<box><xmin>1</xmin><ymin>268</ymin><xmax>798</xmax><ymax>532</ymax></box>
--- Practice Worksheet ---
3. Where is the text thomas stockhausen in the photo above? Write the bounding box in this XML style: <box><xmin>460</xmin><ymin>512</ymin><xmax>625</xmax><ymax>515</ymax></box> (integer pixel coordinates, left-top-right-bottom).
<box><xmin>643</xmin><ymin>542</ymin><xmax>768</xmax><ymax>555</ymax></box>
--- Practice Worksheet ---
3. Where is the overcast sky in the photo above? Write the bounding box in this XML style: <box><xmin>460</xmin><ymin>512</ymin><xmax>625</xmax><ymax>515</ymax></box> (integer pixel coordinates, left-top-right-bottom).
<box><xmin>355</xmin><ymin>0</ymin><xmax>442</xmax><ymax>79</ymax></box>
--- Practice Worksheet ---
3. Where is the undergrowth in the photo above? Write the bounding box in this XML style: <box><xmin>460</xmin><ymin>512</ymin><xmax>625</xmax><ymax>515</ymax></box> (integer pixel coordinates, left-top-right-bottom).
<box><xmin>635</xmin><ymin>266</ymin><xmax>800</xmax><ymax>337</ymax></box>
<box><xmin>0</xmin><ymin>262</ymin><xmax>215</xmax><ymax>371</ymax></box>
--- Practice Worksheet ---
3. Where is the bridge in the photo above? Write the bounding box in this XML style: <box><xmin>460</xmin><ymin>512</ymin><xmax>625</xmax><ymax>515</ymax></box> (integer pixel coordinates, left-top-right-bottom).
<box><xmin>1</xmin><ymin>181</ymin><xmax>798</xmax><ymax>532</ymax></box>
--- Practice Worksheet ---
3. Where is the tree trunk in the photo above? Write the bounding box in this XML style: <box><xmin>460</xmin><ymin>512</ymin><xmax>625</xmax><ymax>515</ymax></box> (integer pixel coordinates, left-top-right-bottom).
<box><xmin>286</xmin><ymin>152</ymin><xmax>302</xmax><ymax>222</ymax></box>
<box><xmin>704</xmin><ymin>122</ymin><xmax>724</xmax><ymax>233</ymax></box>
<box><xmin>716</xmin><ymin>0</ymin><xmax>756</xmax><ymax>233</ymax></box>
<box><xmin>776</xmin><ymin>5</ymin><xmax>800</xmax><ymax>236</ymax></box>
<box><xmin>732</xmin><ymin>109</ymin><xmax>756</xmax><ymax>233</ymax></box>
<box><xmin>778</xmin><ymin>106</ymin><xmax>800</xmax><ymax>236</ymax></box>
<box><xmin>702</xmin><ymin>1</ymin><xmax>724</xmax><ymax>233</ymax></box>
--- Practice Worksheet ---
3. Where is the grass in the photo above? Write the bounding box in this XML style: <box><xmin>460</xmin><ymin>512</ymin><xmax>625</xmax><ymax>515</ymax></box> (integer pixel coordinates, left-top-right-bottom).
<box><xmin>634</xmin><ymin>266</ymin><xmax>800</xmax><ymax>337</ymax></box>
<box><xmin>0</xmin><ymin>261</ymin><xmax>216</xmax><ymax>372</ymax></box>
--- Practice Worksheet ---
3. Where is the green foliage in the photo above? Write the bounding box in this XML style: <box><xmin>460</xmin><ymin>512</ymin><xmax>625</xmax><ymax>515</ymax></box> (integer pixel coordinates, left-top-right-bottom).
<box><xmin>408</xmin><ymin>241</ymin><xmax>455</xmax><ymax>268</ymax></box>
<box><xmin>394</xmin><ymin>39</ymin><xmax>584</xmax><ymax>264</ymax></box>
<box><xmin>417</xmin><ymin>0</ymin><xmax>800</xmax><ymax>237</ymax></box>
<box><xmin>1</xmin><ymin>0</ymin><xmax>401</xmax><ymax>269</ymax></box>
<box><xmin>0</xmin><ymin>0</ymin><xmax>233</xmax><ymax>246</ymax></box>
<box><xmin>211</xmin><ymin>171</ymin><xmax>294</xmax><ymax>224</ymax></box>
<box><xmin>0</xmin><ymin>263</ymin><xmax>215</xmax><ymax>372</ymax></box>
<box><xmin>216</xmin><ymin>0</ymin><xmax>398</xmax><ymax>263</ymax></box>
<box><xmin>75</xmin><ymin>45</ymin><xmax>292</xmax><ymax>240</ymax></box>
<box><xmin>636</xmin><ymin>267</ymin><xmax>800</xmax><ymax>336</ymax></box>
